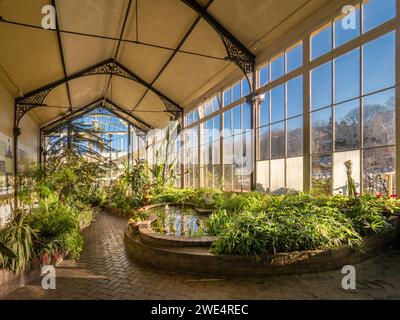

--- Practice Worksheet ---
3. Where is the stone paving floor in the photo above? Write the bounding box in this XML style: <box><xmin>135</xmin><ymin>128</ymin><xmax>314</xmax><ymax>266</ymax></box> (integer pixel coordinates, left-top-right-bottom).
<box><xmin>2</xmin><ymin>210</ymin><xmax>400</xmax><ymax>300</ymax></box>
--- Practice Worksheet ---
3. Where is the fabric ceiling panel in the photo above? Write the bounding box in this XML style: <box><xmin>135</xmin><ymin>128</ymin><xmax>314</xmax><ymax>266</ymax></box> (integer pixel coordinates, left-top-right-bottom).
<box><xmin>117</xmin><ymin>42</ymin><xmax>172</xmax><ymax>85</ymax></box>
<box><xmin>106</xmin><ymin>76</ymin><xmax>147</xmax><ymax>111</ymax></box>
<box><xmin>0</xmin><ymin>0</ymin><xmax>64</xmax><ymax>96</ymax></box>
<box><xmin>208</xmin><ymin>0</ymin><xmax>311</xmax><ymax>47</ymax></box>
<box><xmin>43</xmin><ymin>82</ymin><xmax>70</xmax><ymax>111</ymax></box>
<box><xmin>137</xmin><ymin>0</ymin><xmax>197</xmax><ymax>49</ymax></box>
<box><xmin>27</xmin><ymin>106</ymin><xmax>64</xmax><ymax>128</ymax></box>
<box><xmin>56</xmin><ymin>0</ymin><xmax>127</xmax><ymax>75</ymax></box>
<box><xmin>134</xmin><ymin>90</ymin><xmax>170</xmax><ymax>129</ymax></box>
<box><xmin>154</xmin><ymin>52</ymin><xmax>227</xmax><ymax>105</ymax></box>
<box><xmin>180</xmin><ymin>19</ymin><xmax>226</xmax><ymax>59</ymax></box>
<box><xmin>68</xmin><ymin>75</ymin><xmax>108</xmax><ymax>108</ymax></box>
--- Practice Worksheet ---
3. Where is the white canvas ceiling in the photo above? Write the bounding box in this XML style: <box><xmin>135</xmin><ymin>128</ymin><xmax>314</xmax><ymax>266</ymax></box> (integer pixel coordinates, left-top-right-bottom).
<box><xmin>0</xmin><ymin>0</ymin><xmax>333</xmax><ymax>130</ymax></box>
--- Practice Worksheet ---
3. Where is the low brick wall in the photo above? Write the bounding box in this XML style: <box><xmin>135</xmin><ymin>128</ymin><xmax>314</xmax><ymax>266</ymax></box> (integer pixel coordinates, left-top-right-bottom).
<box><xmin>139</xmin><ymin>217</ymin><xmax>217</xmax><ymax>247</ymax></box>
<box><xmin>125</xmin><ymin>217</ymin><xmax>399</xmax><ymax>277</ymax></box>
<box><xmin>0</xmin><ymin>265</ymin><xmax>41</xmax><ymax>298</ymax></box>
<box><xmin>0</xmin><ymin>207</ymin><xmax>98</xmax><ymax>298</ymax></box>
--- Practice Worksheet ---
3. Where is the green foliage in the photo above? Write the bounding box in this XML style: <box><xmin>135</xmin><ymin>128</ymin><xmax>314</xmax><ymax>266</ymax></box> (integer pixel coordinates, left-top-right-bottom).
<box><xmin>27</xmin><ymin>194</ymin><xmax>89</xmax><ymax>263</ymax></box>
<box><xmin>0</xmin><ymin>210</ymin><xmax>35</xmax><ymax>272</ymax></box>
<box><xmin>0</xmin><ymin>241</ymin><xmax>16</xmax><ymax>259</ymax></box>
<box><xmin>34</xmin><ymin>151</ymin><xmax>106</xmax><ymax>206</ymax></box>
<box><xmin>205</xmin><ymin>209</ymin><xmax>232</xmax><ymax>236</ymax></box>
<box><xmin>206</xmin><ymin>192</ymin><xmax>392</xmax><ymax>256</ymax></box>
<box><xmin>149</xmin><ymin>187</ymin><xmax>224</xmax><ymax>209</ymax></box>
<box><xmin>107</xmin><ymin>160</ymin><xmax>152</xmax><ymax>215</ymax></box>
<box><xmin>0</xmin><ymin>153</ymin><xmax>100</xmax><ymax>273</ymax></box>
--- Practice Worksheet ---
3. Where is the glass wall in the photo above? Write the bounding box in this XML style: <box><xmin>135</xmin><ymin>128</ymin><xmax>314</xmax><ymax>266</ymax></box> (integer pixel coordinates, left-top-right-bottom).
<box><xmin>256</xmin><ymin>43</ymin><xmax>304</xmax><ymax>193</ymax></box>
<box><xmin>181</xmin><ymin>0</ymin><xmax>398</xmax><ymax>195</ymax></box>
<box><xmin>310</xmin><ymin>2</ymin><xmax>397</xmax><ymax>195</ymax></box>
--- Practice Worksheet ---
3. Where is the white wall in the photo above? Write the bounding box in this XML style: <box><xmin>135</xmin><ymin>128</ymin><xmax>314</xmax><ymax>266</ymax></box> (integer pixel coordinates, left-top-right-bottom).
<box><xmin>0</xmin><ymin>82</ymin><xmax>39</xmax><ymax>226</ymax></box>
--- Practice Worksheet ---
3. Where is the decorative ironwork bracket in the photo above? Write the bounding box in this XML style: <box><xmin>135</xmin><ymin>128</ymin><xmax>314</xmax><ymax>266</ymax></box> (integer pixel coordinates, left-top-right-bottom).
<box><xmin>15</xmin><ymin>59</ymin><xmax>182</xmax><ymax>126</ymax></box>
<box><xmin>180</xmin><ymin>0</ymin><xmax>256</xmax><ymax>91</ymax></box>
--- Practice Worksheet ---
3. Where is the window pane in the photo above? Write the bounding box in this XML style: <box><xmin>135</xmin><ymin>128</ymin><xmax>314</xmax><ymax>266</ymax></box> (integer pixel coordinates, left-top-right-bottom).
<box><xmin>286</xmin><ymin>76</ymin><xmax>303</xmax><ymax>118</ymax></box>
<box><xmin>363</xmin><ymin>31</ymin><xmax>396</xmax><ymax>95</ymax></box>
<box><xmin>204</xmin><ymin>101</ymin><xmax>212</xmax><ymax>116</ymax></box>
<box><xmin>271</xmin><ymin>122</ymin><xmax>285</xmax><ymax>159</ymax></box>
<box><xmin>286</xmin><ymin>42</ymin><xmax>303</xmax><ymax>73</ymax></box>
<box><xmin>223</xmin><ymin>110</ymin><xmax>231</xmax><ymax>134</ymax></box>
<box><xmin>270</xmin><ymin>159</ymin><xmax>285</xmax><ymax>192</ymax></box>
<box><xmin>363</xmin><ymin>0</ymin><xmax>396</xmax><ymax>33</ymax></box>
<box><xmin>287</xmin><ymin>116</ymin><xmax>303</xmax><ymax>157</ymax></box>
<box><xmin>233</xmin><ymin>82</ymin><xmax>241</xmax><ymax>102</ymax></box>
<box><xmin>363</xmin><ymin>89</ymin><xmax>395</xmax><ymax>148</ymax></box>
<box><xmin>258</xmin><ymin>126</ymin><xmax>269</xmax><ymax>161</ymax></box>
<box><xmin>363</xmin><ymin>146</ymin><xmax>395</xmax><ymax>195</ymax></box>
<box><xmin>223</xmin><ymin>88</ymin><xmax>231</xmax><ymax>106</ymax></box>
<box><xmin>223</xmin><ymin>137</ymin><xmax>233</xmax><ymax>165</ymax></box>
<box><xmin>312</xmin><ymin>154</ymin><xmax>332</xmax><ymax>194</ymax></box>
<box><xmin>333</xmin><ymin>150</ymin><xmax>360</xmax><ymax>195</ymax></box>
<box><xmin>256</xmin><ymin>160</ymin><xmax>270</xmax><ymax>192</ymax></box>
<box><xmin>334</xmin><ymin>48</ymin><xmax>360</xmax><ymax>103</ymax></box>
<box><xmin>311</xmin><ymin>107</ymin><xmax>332</xmax><ymax>154</ymax></box>
<box><xmin>213</xmin><ymin>115</ymin><xmax>220</xmax><ymax>141</ymax></box>
<box><xmin>334</xmin><ymin>7</ymin><xmax>360</xmax><ymax>48</ymax></box>
<box><xmin>311</xmin><ymin>62</ymin><xmax>332</xmax><ymax>110</ymax></box>
<box><xmin>286</xmin><ymin>157</ymin><xmax>303</xmax><ymax>191</ymax></box>
<box><xmin>311</xmin><ymin>24</ymin><xmax>332</xmax><ymax>60</ymax></box>
<box><xmin>259</xmin><ymin>92</ymin><xmax>269</xmax><ymax>127</ymax></box>
<box><xmin>271</xmin><ymin>54</ymin><xmax>284</xmax><ymax>81</ymax></box>
<box><xmin>242</xmin><ymin>79</ymin><xmax>250</xmax><ymax>96</ymax></box>
<box><xmin>211</xmin><ymin>95</ymin><xmax>220</xmax><ymax>112</ymax></box>
<box><xmin>242</xmin><ymin>103</ymin><xmax>251</xmax><ymax>131</ymax></box>
<box><xmin>233</xmin><ymin>105</ymin><xmax>241</xmax><ymax>132</ymax></box>
<box><xmin>334</xmin><ymin>99</ymin><xmax>360</xmax><ymax>151</ymax></box>
<box><xmin>259</xmin><ymin>64</ymin><xmax>269</xmax><ymax>87</ymax></box>
<box><xmin>193</xmin><ymin>110</ymin><xmax>199</xmax><ymax>122</ymax></box>
<box><xmin>271</xmin><ymin>84</ymin><xmax>285</xmax><ymax>123</ymax></box>
<box><xmin>242</xmin><ymin>130</ymin><xmax>253</xmax><ymax>181</ymax></box>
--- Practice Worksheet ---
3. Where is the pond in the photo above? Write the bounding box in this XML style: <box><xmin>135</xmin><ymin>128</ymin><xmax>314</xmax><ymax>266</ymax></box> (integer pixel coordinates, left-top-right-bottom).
<box><xmin>150</xmin><ymin>205</ymin><xmax>207</xmax><ymax>237</ymax></box>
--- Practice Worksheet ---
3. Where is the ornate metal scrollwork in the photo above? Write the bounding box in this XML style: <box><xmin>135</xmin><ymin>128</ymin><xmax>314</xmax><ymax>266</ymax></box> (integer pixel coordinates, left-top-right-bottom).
<box><xmin>15</xmin><ymin>59</ymin><xmax>182</xmax><ymax>126</ymax></box>
<box><xmin>15</xmin><ymin>87</ymin><xmax>53</xmax><ymax>126</ymax></box>
<box><xmin>160</xmin><ymin>97</ymin><xmax>182</xmax><ymax>120</ymax></box>
<box><xmin>81</xmin><ymin>61</ymin><xmax>139</xmax><ymax>83</ymax></box>
<box><xmin>219</xmin><ymin>33</ymin><xmax>255</xmax><ymax>91</ymax></box>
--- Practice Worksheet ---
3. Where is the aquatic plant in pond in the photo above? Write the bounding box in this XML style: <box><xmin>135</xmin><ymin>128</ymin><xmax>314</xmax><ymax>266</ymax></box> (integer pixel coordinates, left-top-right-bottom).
<box><xmin>150</xmin><ymin>205</ymin><xmax>207</xmax><ymax>238</ymax></box>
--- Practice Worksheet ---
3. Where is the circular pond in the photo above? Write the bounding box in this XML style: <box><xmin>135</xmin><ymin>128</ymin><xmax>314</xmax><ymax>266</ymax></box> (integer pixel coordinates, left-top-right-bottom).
<box><xmin>149</xmin><ymin>204</ymin><xmax>207</xmax><ymax>237</ymax></box>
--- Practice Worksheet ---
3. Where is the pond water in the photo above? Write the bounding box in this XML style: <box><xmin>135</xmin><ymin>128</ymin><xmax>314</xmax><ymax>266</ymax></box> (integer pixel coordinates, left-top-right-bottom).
<box><xmin>150</xmin><ymin>205</ymin><xmax>207</xmax><ymax>237</ymax></box>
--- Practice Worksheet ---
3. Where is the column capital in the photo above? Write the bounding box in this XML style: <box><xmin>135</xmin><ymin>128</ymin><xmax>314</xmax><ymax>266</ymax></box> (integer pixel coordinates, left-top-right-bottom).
<box><xmin>13</xmin><ymin>127</ymin><xmax>21</xmax><ymax>137</ymax></box>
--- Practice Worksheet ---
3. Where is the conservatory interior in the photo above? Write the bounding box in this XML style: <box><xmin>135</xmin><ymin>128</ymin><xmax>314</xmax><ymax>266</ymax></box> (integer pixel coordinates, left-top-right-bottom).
<box><xmin>0</xmin><ymin>0</ymin><xmax>399</xmax><ymax>300</ymax></box>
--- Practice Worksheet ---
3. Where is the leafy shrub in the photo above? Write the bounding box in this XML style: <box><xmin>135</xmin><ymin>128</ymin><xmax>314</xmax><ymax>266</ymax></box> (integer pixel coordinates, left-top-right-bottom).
<box><xmin>206</xmin><ymin>192</ymin><xmax>392</xmax><ymax>256</ymax></box>
<box><xmin>205</xmin><ymin>209</ymin><xmax>232</xmax><ymax>236</ymax></box>
<box><xmin>0</xmin><ymin>210</ymin><xmax>35</xmax><ymax>272</ymax></box>
<box><xmin>27</xmin><ymin>195</ymin><xmax>90</xmax><ymax>263</ymax></box>
<box><xmin>149</xmin><ymin>187</ymin><xmax>224</xmax><ymax>209</ymax></box>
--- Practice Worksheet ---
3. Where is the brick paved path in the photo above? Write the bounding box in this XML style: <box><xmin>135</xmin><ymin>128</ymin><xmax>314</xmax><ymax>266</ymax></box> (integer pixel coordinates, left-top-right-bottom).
<box><xmin>3</xmin><ymin>210</ymin><xmax>400</xmax><ymax>300</ymax></box>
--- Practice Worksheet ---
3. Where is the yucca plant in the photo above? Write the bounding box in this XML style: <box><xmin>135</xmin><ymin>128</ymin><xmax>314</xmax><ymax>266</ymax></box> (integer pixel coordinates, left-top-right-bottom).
<box><xmin>0</xmin><ymin>210</ymin><xmax>35</xmax><ymax>272</ymax></box>
<box><xmin>0</xmin><ymin>240</ymin><xmax>16</xmax><ymax>259</ymax></box>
